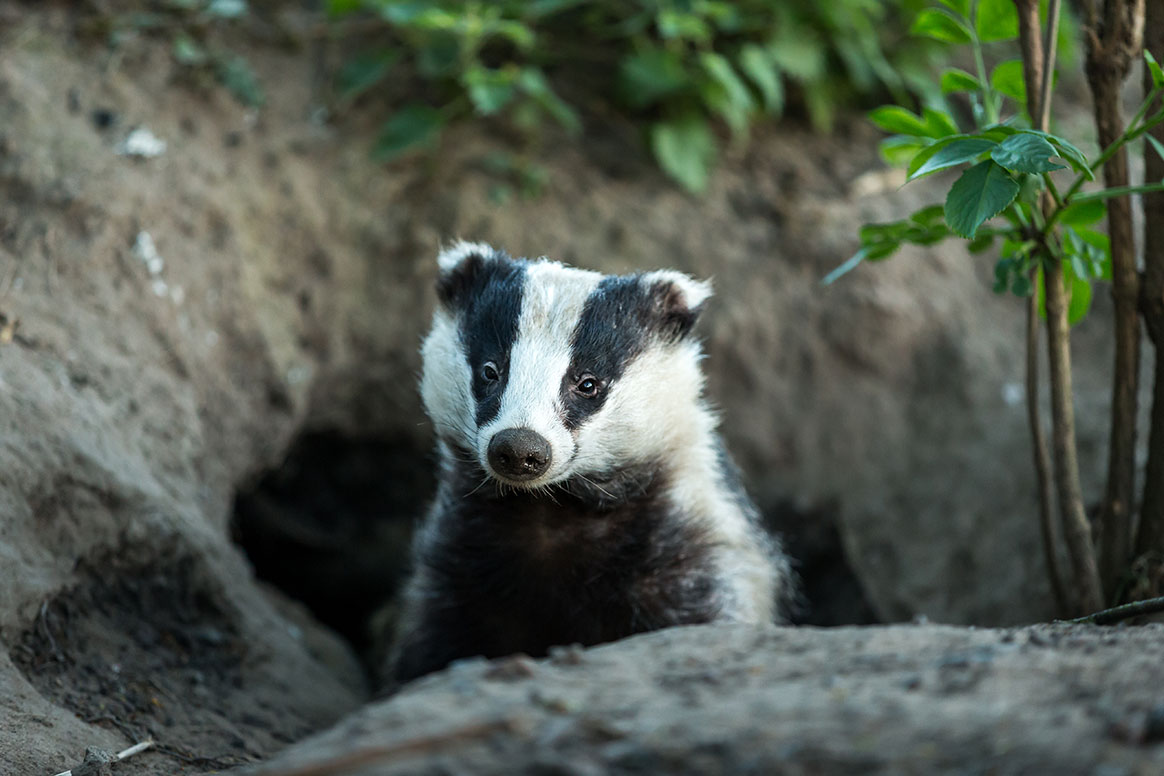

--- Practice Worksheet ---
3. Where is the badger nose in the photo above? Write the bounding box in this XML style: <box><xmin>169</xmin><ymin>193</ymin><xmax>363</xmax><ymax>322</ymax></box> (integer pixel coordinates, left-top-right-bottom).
<box><xmin>488</xmin><ymin>428</ymin><xmax>552</xmax><ymax>480</ymax></box>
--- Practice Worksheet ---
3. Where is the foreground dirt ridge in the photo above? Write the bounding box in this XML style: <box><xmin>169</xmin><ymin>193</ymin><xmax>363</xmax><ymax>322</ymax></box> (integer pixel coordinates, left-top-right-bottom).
<box><xmin>252</xmin><ymin>623</ymin><xmax>1164</xmax><ymax>776</ymax></box>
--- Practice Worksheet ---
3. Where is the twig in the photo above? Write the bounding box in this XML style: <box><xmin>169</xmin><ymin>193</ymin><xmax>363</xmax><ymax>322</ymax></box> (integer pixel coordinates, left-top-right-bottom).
<box><xmin>1063</xmin><ymin>594</ymin><xmax>1164</xmax><ymax>624</ymax></box>
<box><xmin>52</xmin><ymin>740</ymin><xmax>154</xmax><ymax>776</ymax></box>
<box><xmin>1027</xmin><ymin>284</ymin><xmax>1069</xmax><ymax>615</ymax></box>
<box><xmin>260</xmin><ymin>719</ymin><xmax>517</xmax><ymax>776</ymax></box>
<box><xmin>1038</xmin><ymin>0</ymin><xmax>1061</xmax><ymax>133</ymax></box>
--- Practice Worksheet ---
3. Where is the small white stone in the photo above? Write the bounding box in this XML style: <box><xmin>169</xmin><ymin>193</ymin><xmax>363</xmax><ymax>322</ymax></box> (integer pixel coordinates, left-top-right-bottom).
<box><xmin>170</xmin><ymin>285</ymin><xmax>185</xmax><ymax>305</ymax></box>
<box><xmin>286</xmin><ymin>365</ymin><xmax>312</xmax><ymax>386</ymax></box>
<box><xmin>134</xmin><ymin>231</ymin><xmax>164</xmax><ymax>276</ymax></box>
<box><xmin>118</xmin><ymin>127</ymin><xmax>167</xmax><ymax>158</ymax></box>
<box><xmin>151</xmin><ymin>278</ymin><xmax>169</xmax><ymax>297</ymax></box>
<box><xmin>1002</xmin><ymin>381</ymin><xmax>1024</xmax><ymax>407</ymax></box>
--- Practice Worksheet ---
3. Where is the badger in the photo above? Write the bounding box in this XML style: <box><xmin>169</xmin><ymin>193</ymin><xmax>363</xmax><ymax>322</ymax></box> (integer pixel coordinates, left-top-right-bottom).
<box><xmin>389</xmin><ymin>242</ymin><xmax>793</xmax><ymax>683</ymax></box>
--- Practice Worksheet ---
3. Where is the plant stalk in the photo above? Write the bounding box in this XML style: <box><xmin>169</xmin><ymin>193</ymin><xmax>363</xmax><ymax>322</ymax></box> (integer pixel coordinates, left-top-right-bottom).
<box><xmin>1044</xmin><ymin>257</ymin><xmax>1106</xmax><ymax>613</ymax></box>
<box><xmin>1083</xmin><ymin>0</ymin><xmax>1145</xmax><ymax>601</ymax></box>
<box><xmin>1138</xmin><ymin>2</ymin><xmax>1164</xmax><ymax>558</ymax></box>
<box><xmin>1013</xmin><ymin>0</ymin><xmax>1075</xmax><ymax>616</ymax></box>
<box><xmin>1028</xmin><ymin>276</ymin><xmax>1070</xmax><ymax>614</ymax></box>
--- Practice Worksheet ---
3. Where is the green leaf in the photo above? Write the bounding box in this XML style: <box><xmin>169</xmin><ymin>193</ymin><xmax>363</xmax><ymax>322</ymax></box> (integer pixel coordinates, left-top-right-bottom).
<box><xmin>910</xmin><ymin>204</ymin><xmax>947</xmax><ymax>227</ymax></box>
<box><xmin>975</xmin><ymin>0</ymin><xmax>1018</xmax><ymax>42</ymax></box>
<box><xmin>215</xmin><ymin>55</ymin><xmax>263</xmax><ymax>107</ymax></box>
<box><xmin>650</xmin><ymin>117</ymin><xmax>716</xmax><ymax>194</ymax></box>
<box><xmin>1012</xmin><ymin>273</ymin><xmax>1033</xmax><ymax>297</ymax></box>
<box><xmin>1146</xmin><ymin>50</ymin><xmax>1164</xmax><ymax>89</ymax></box>
<box><xmin>940</xmin><ymin>68</ymin><xmax>981</xmax><ymax>94</ymax></box>
<box><xmin>869</xmin><ymin>105</ymin><xmax>930</xmax><ymax>136</ymax></box>
<box><xmin>373</xmin><ymin>105</ymin><xmax>444</xmax><ymax>161</ymax></box>
<box><xmin>517</xmin><ymin>68</ymin><xmax>581</xmax><ymax>133</ymax></box>
<box><xmin>880</xmin><ymin>136</ymin><xmax>929</xmax><ymax>166</ymax></box>
<box><xmin>700</xmin><ymin>51</ymin><xmax>755</xmax><ymax>133</ymax></box>
<box><xmin>172</xmin><ymin>34</ymin><xmax>207</xmax><ymax>66</ymax></box>
<box><xmin>738</xmin><ymin>44</ymin><xmax>783</xmax><ymax>114</ymax></box>
<box><xmin>657</xmin><ymin>10</ymin><xmax>711</xmax><ymax>42</ymax></box>
<box><xmin>414</xmin><ymin>32</ymin><xmax>458</xmax><ymax>78</ymax></box>
<box><xmin>990</xmin><ymin>59</ymin><xmax>1027</xmax><ymax>104</ymax></box>
<box><xmin>968</xmin><ymin>231</ymin><xmax>996</xmax><ymax>253</ymax></box>
<box><xmin>1067</xmin><ymin>266</ymin><xmax>1093</xmax><ymax>324</ymax></box>
<box><xmin>1059</xmin><ymin>199</ymin><xmax>1105</xmax><ymax>226</ymax></box>
<box><xmin>990</xmin><ymin>133</ymin><xmax>1065</xmax><ymax>173</ymax></box>
<box><xmin>1147</xmin><ymin>132</ymin><xmax>1164</xmax><ymax>164</ymax></box>
<box><xmin>337</xmin><ymin>50</ymin><xmax>398</xmax><ymax>101</ymax></box>
<box><xmin>937</xmin><ymin>0</ymin><xmax>970</xmax><ymax>17</ymax></box>
<box><xmin>1024</xmin><ymin>130</ymin><xmax>1092</xmax><ymax>177</ymax></box>
<box><xmin>908</xmin><ymin>136</ymin><xmax>996</xmax><ymax>180</ymax></box>
<box><xmin>326</xmin><ymin>0</ymin><xmax>363</xmax><ymax>17</ymax></box>
<box><xmin>910</xmin><ymin>8</ymin><xmax>972</xmax><ymax>44</ymax></box>
<box><xmin>944</xmin><ymin>160</ymin><xmax>1020</xmax><ymax>238</ymax></box>
<box><xmin>618</xmin><ymin>48</ymin><xmax>688</xmax><ymax>109</ymax></box>
<box><xmin>923</xmin><ymin>107</ymin><xmax>960</xmax><ymax>137</ymax></box>
<box><xmin>464</xmin><ymin>67</ymin><xmax>517</xmax><ymax>115</ymax></box>
<box><xmin>767</xmin><ymin>29</ymin><xmax>825</xmax><ymax>81</ymax></box>
<box><xmin>491</xmin><ymin>20</ymin><xmax>536</xmax><ymax>51</ymax></box>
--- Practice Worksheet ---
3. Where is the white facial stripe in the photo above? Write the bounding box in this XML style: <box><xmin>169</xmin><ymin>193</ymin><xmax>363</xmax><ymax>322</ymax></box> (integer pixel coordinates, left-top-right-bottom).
<box><xmin>570</xmin><ymin>341</ymin><xmax>707</xmax><ymax>475</ymax></box>
<box><xmin>479</xmin><ymin>260</ymin><xmax>603</xmax><ymax>483</ymax></box>
<box><xmin>420</xmin><ymin>309</ymin><xmax>477</xmax><ymax>446</ymax></box>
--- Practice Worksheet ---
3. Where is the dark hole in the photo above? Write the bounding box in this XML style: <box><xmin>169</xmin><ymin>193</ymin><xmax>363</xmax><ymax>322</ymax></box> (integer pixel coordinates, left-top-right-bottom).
<box><xmin>764</xmin><ymin>500</ymin><xmax>882</xmax><ymax>627</ymax></box>
<box><xmin>231</xmin><ymin>431</ymin><xmax>433</xmax><ymax>667</ymax></box>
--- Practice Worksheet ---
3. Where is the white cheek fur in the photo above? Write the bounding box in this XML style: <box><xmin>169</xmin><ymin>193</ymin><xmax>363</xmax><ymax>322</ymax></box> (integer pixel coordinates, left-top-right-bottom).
<box><xmin>569</xmin><ymin>342</ymin><xmax>707</xmax><ymax>476</ymax></box>
<box><xmin>419</xmin><ymin>311</ymin><xmax>476</xmax><ymax>450</ymax></box>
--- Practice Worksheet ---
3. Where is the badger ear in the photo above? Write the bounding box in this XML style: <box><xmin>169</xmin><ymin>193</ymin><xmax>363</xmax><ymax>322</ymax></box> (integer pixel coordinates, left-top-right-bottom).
<box><xmin>435</xmin><ymin>241</ymin><xmax>496</xmax><ymax>308</ymax></box>
<box><xmin>642</xmin><ymin>270</ymin><xmax>713</xmax><ymax>341</ymax></box>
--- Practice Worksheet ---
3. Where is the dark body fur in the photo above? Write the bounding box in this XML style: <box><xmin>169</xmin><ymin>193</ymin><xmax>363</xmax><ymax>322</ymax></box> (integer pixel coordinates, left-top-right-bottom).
<box><xmin>392</xmin><ymin>455</ymin><xmax>721</xmax><ymax>683</ymax></box>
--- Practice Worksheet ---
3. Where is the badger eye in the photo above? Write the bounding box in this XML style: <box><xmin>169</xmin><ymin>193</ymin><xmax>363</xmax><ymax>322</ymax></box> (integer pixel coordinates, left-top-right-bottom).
<box><xmin>574</xmin><ymin>375</ymin><xmax>600</xmax><ymax>398</ymax></box>
<box><xmin>481</xmin><ymin>362</ymin><xmax>500</xmax><ymax>382</ymax></box>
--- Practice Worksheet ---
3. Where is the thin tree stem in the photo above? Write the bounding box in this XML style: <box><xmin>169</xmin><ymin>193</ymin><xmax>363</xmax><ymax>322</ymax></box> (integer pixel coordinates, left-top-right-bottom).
<box><xmin>1015</xmin><ymin>0</ymin><xmax>1075</xmax><ymax>614</ymax></box>
<box><xmin>1045</xmin><ymin>257</ymin><xmax>1106</xmax><ymax>612</ymax></box>
<box><xmin>1138</xmin><ymin>1</ymin><xmax>1164</xmax><ymax>558</ymax></box>
<box><xmin>1084</xmin><ymin>0</ymin><xmax>1144</xmax><ymax>601</ymax></box>
<box><xmin>1028</xmin><ymin>278</ymin><xmax>1070</xmax><ymax>614</ymax></box>
<box><xmin>1039</xmin><ymin>0</ymin><xmax>1061</xmax><ymax>132</ymax></box>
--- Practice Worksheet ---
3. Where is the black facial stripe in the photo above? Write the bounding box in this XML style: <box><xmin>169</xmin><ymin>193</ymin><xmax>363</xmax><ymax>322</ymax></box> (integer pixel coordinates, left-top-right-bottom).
<box><xmin>452</xmin><ymin>255</ymin><xmax>527</xmax><ymax>426</ymax></box>
<box><xmin>561</xmin><ymin>275</ymin><xmax>651</xmax><ymax>431</ymax></box>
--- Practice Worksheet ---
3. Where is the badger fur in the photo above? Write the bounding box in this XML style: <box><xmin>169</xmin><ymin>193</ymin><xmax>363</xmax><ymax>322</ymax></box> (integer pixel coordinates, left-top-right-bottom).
<box><xmin>389</xmin><ymin>242</ymin><xmax>793</xmax><ymax>683</ymax></box>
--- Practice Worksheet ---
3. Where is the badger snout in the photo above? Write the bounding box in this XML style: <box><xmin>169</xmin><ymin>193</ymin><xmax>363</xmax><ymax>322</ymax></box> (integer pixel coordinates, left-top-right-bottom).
<box><xmin>487</xmin><ymin>427</ymin><xmax>552</xmax><ymax>481</ymax></box>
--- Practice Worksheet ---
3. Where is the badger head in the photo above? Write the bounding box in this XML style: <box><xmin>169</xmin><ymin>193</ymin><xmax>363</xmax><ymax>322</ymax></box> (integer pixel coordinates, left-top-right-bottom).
<box><xmin>420</xmin><ymin>242</ymin><xmax>713</xmax><ymax>494</ymax></box>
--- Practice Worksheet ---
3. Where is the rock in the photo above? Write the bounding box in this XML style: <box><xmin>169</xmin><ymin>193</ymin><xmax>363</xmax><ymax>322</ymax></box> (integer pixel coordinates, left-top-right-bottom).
<box><xmin>251</xmin><ymin>623</ymin><xmax>1164</xmax><ymax>776</ymax></box>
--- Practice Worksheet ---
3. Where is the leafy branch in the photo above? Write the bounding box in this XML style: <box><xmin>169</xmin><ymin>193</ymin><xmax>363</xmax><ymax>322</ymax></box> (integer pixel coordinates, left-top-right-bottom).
<box><xmin>830</xmin><ymin>0</ymin><xmax>1164</xmax><ymax>617</ymax></box>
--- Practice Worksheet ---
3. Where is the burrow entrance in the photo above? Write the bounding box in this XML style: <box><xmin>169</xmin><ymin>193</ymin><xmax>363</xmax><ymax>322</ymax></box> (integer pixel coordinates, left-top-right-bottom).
<box><xmin>231</xmin><ymin>430</ymin><xmax>435</xmax><ymax>672</ymax></box>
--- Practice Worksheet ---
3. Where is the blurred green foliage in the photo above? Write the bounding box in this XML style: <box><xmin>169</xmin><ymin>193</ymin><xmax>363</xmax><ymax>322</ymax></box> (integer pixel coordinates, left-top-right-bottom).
<box><xmin>100</xmin><ymin>0</ymin><xmax>941</xmax><ymax>192</ymax></box>
<box><xmin>324</xmin><ymin>0</ymin><xmax>939</xmax><ymax>192</ymax></box>
<box><xmin>830</xmin><ymin>0</ymin><xmax>1164</xmax><ymax>329</ymax></box>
